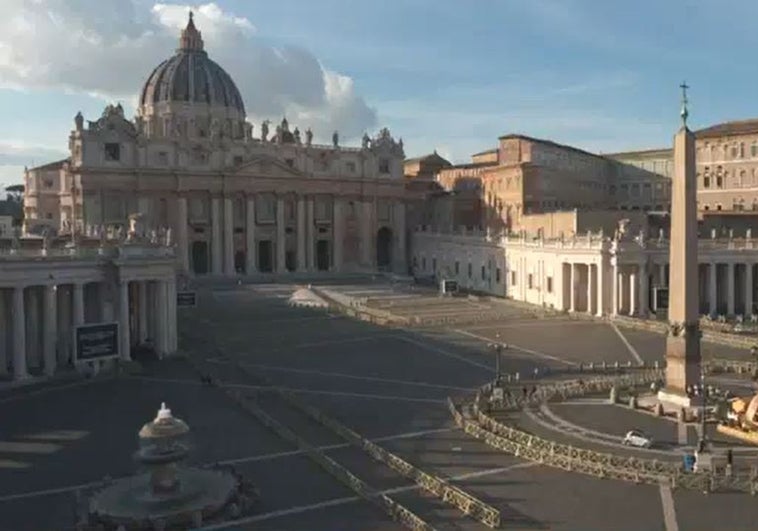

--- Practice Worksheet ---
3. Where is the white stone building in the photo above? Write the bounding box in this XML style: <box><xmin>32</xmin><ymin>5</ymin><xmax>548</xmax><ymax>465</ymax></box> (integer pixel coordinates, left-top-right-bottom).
<box><xmin>0</xmin><ymin>238</ymin><xmax>178</xmax><ymax>382</ymax></box>
<box><xmin>412</xmin><ymin>227</ymin><xmax>758</xmax><ymax>319</ymax></box>
<box><xmin>23</xmin><ymin>14</ymin><xmax>409</xmax><ymax>277</ymax></box>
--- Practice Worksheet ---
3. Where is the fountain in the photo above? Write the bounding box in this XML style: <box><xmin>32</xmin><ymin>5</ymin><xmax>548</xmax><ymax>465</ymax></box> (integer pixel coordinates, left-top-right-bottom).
<box><xmin>79</xmin><ymin>403</ymin><xmax>257</xmax><ymax>530</ymax></box>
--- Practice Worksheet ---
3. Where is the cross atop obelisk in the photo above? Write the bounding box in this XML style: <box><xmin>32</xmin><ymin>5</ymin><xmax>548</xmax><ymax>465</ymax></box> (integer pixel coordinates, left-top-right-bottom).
<box><xmin>659</xmin><ymin>83</ymin><xmax>702</xmax><ymax>408</ymax></box>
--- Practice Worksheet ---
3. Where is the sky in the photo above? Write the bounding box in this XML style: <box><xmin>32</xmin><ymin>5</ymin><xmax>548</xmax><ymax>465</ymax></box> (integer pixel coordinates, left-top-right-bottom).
<box><xmin>3</xmin><ymin>0</ymin><xmax>758</xmax><ymax>190</ymax></box>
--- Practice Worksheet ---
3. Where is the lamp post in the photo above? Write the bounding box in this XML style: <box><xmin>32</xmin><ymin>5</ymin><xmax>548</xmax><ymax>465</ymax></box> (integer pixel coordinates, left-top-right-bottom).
<box><xmin>488</xmin><ymin>333</ymin><xmax>508</xmax><ymax>386</ymax></box>
<box><xmin>697</xmin><ymin>365</ymin><xmax>708</xmax><ymax>453</ymax></box>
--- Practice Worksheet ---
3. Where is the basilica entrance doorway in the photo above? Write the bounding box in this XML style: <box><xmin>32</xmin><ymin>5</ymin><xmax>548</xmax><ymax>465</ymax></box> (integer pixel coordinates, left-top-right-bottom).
<box><xmin>258</xmin><ymin>241</ymin><xmax>273</xmax><ymax>272</ymax></box>
<box><xmin>234</xmin><ymin>251</ymin><xmax>245</xmax><ymax>274</ymax></box>
<box><xmin>316</xmin><ymin>240</ymin><xmax>330</xmax><ymax>271</ymax></box>
<box><xmin>376</xmin><ymin>227</ymin><xmax>393</xmax><ymax>270</ymax></box>
<box><xmin>191</xmin><ymin>241</ymin><xmax>209</xmax><ymax>275</ymax></box>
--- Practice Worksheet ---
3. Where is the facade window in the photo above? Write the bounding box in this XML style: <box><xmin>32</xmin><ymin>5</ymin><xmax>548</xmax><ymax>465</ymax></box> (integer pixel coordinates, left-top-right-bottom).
<box><xmin>703</xmin><ymin>175</ymin><xmax>710</xmax><ymax>188</ymax></box>
<box><xmin>455</xmin><ymin>261</ymin><xmax>459</xmax><ymax>275</ymax></box>
<box><xmin>346</xmin><ymin>161</ymin><xmax>356</xmax><ymax>173</ymax></box>
<box><xmin>752</xmin><ymin>143</ymin><xmax>758</xmax><ymax>158</ymax></box>
<box><xmin>378</xmin><ymin>158</ymin><xmax>390</xmax><ymax>174</ymax></box>
<box><xmin>104</xmin><ymin>142</ymin><xmax>120</xmax><ymax>161</ymax></box>
<box><xmin>233</xmin><ymin>155</ymin><xmax>243</xmax><ymax>166</ymax></box>
<box><xmin>717</xmin><ymin>204</ymin><xmax>722</xmax><ymax>211</ymax></box>
<box><xmin>422</xmin><ymin>257</ymin><xmax>427</xmax><ymax>271</ymax></box>
<box><xmin>413</xmin><ymin>257</ymin><xmax>418</xmax><ymax>268</ymax></box>
<box><xmin>740</xmin><ymin>170</ymin><xmax>747</xmax><ymax>187</ymax></box>
<box><xmin>716</xmin><ymin>176</ymin><xmax>723</xmax><ymax>188</ymax></box>
<box><xmin>481</xmin><ymin>265</ymin><xmax>486</xmax><ymax>280</ymax></box>
<box><xmin>527</xmin><ymin>274</ymin><xmax>533</xmax><ymax>289</ymax></box>
<box><xmin>740</xmin><ymin>143</ymin><xmax>745</xmax><ymax>158</ymax></box>
<box><xmin>496</xmin><ymin>268</ymin><xmax>501</xmax><ymax>283</ymax></box>
<box><xmin>546</xmin><ymin>277</ymin><xmax>553</xmax><ymax>293</ymax></box>
<box><xmin>510</xmin><ymin>271</ymin><xmax>517</xmax><ymax>285</ymax></box>
<box><xmin>256</xmin><ymin>194</ymin><xmax>276</xmax><ymax>223</ymax></box>
<box><xmin>468</xmin><ymin>263</ymin><xmax>472</xmax><ymax>279</ymax></box>
<box><xmin>432</xmin><ymin>258</ymin><xmax>437</xmax><ymax>272</ymax></box>
<box><xmin>703</xmin><ymin>205</ymin><xmax>710</xmax><ymax>211</ymax></box>
<box><xmin>285</xmin><ymin>158</ymin><xmax>294</xmax><ymax>168</ymax></box>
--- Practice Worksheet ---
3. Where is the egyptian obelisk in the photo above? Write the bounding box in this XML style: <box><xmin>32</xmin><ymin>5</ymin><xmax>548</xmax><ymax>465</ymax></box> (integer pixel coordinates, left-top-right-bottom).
<box><xmin>658</xmin><ymin>83</ymin><xmax>702</xmax><ymax>407</ymax></box>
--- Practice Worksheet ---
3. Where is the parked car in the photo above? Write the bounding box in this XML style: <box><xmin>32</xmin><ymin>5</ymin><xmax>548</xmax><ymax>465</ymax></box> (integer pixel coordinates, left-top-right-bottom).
<box><xmin>622</xmin><ymin>430</ymin><xmax>653</xmax><ymax>448</ymax></box>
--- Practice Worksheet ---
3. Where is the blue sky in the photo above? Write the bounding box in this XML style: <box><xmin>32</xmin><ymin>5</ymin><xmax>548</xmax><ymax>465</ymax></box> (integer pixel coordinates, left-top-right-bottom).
<box><xmin>2</xmin><ymin>0</ymin><xmax>758</xmax><ymax>190</ymax></box>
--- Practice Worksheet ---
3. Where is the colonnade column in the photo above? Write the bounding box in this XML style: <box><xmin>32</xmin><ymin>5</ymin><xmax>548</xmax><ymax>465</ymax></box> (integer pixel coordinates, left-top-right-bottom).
<box><xmin>612</xmin><ymin>263</ymin><xmax>619</xmax><ymax>316</ymax></box>
<box><xmin>73</xmin><ymin>283</ymin><xmax>85</xmax><ymax>328</ymax></box>
<box><xmin>727</xmin><ymin>262</ymin><xmax>736</xmax><ymax>316</ymax></box>
<box><xmin>176</xmin><ymin>196</ymin><xmax>189</xmax><ymax>273</ymax></box>
<box><xmin>709</xmin><ymin>262</ymin><xmax>718</xmax><ymax>316</ymax></box>
<box><xmin>276</xmin><ymin>196</ymin><xmax>286</xmax><ymax>273</ymax></box>
<box><xmin>43</xmin><ymin>285</ymin><xmax>57</xmax><ymax>376</ymax></box>
<box><xmin>223</xmin><ymin>196</ymin><xmax>234</xmax><ymax>276</ymax></box>
<box><xmin>138</xmin><ymin>281</ymin><xmax>148</xmax><ymax>343</ymax></box>
<box><xmin>596</xmin><ymin>260</ymin><xmax>605</xmax><ymax>317</ymax></box>
<box><xmin>13</xmin><ymin>287</ymin><xmax>27</xmax><ymax>380</ymax></box>
<box><xmin>569</xmin><ymin>263</ymin><xmax>577</xmax><ymax>312</ymax></box>
<box><xmin>0</xmin><ymin>291</ymin><xmax>7</xmax><ymax>376</ymax></box>
<box><xmin>156</xmin><ymin>280</ymin><xmax>168</xmax><ymax>358</ymax></box>
<box><xmin>211</xmin><ymin>197</ymin><xmax>222</xmax><ymax>275</ymax></box>
<box><xmin>166</xmin><ymin>276</ymin><xmax>177</xmax><ymax>353</ymax></box>
<box><xmin>658</xmin><ymin>263</ymin><xmax>667</xmax><ymax>287</ymax></box>
<box><xmin>306</xmin><ymin>197</ymin><xmax>315</xmax><ymax>271</ymax></box>
<box><xmin>629</xmin><ymin>270</ymin><xmax>637</xmax><ymax>316</ymax></box>
<box><xmin>119</xmin><ymin>280</ymin><xmax>131</xmax><ymax>361</ymax></box>
<box><xmin>296</xmin><ymin>197</ymin><xmax>306</xmax><ymax>272</ymax></box>
<box><xmin>586</xmin><ymin>264</ymin><xmax>595</xmax><ymax>315</ymax></box>
<box><xmin>638</xmin><ymin>262</ymin><xmax>649</xmax><ymax>317</ymax></box>
<box><xmin>245</xmin><ymin>195</ymin><xmax>256</xmax><ymax>275</ymax></box>
<box><xmin>393</xmin><ymin>201</ymin><xmax>407</xmax><ymax>274</ymax></box>
<box><xmin>746</xmin><ymin>263</ymin><xmax>754</xmax><ymax>316</ymax></box>
<box><xmin>333</xmin><ymin>198</ymin><xmax>344</xmax><ymax>271</ymax></box>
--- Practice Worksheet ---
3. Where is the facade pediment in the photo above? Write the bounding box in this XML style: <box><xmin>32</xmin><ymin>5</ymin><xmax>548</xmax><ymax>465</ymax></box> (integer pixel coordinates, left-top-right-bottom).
<box><xmin>233</xmin><ymin>154</ymin><xmax>304</xmax><ymax>178</ymax></box>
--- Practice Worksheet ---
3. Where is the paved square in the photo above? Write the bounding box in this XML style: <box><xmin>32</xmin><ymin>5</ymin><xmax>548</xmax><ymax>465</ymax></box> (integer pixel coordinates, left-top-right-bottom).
<box><xmin>4</xmin><ymin>281</ymin><xmax>758</xmax><ymax>530</ymax></box>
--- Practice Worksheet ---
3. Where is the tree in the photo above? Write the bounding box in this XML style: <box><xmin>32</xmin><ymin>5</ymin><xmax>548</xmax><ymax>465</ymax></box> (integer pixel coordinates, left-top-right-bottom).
<box><xmin>5</xmin><ymin>184</ymin><xmax>24</xmax><ymax>202</ymax></box>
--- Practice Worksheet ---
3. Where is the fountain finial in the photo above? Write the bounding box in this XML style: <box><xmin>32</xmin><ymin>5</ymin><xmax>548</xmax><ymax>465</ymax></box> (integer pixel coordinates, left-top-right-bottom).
<box><xmin>156</xmin><ymin>402</ymin><xmax>172</xmax><ymax>421</ymax></box>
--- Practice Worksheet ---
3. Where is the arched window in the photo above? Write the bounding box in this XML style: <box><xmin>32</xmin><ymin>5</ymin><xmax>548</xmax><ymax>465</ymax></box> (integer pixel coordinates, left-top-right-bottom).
<box><xmin>752</xmin><ymin>143</ymin><xmax>758</xmax><ymax>158</ymax></box>
<box><xmin>740</xmin><ymin>143</ymin><xmax>745</xmax><ymax>158</ymax></box>
<box><xmin>740</xmin><ymin>170</ymin><xmax>747</xmax><ymax>187</ymax></box>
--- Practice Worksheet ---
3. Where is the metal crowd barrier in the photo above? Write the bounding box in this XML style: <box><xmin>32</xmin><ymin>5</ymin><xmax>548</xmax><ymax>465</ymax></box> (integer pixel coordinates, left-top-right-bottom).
<box><xmin>274</xmin><ymin>386</ymin><xmax>501</xmax><ymax>528</ymax></box>
<box><xmin>229</xmin><ymin>390</ymin><xmax>435</xmax><ymax>531</ymax></box>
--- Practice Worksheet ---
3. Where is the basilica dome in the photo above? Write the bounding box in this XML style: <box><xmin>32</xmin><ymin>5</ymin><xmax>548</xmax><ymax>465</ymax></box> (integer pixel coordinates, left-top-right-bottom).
<box><xmin>139</xmin><ymin>13</ymin><xmax>245</xmax><ymax>116</ymax></box>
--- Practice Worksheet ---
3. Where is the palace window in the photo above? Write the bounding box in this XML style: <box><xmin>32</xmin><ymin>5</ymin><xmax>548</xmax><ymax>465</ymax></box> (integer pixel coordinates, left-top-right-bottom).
<box><xmin>346</xmin><ymin>161</ymin><xmax>356</xmax><ymax>173</ymax></box>
<box><xmin>716</xmin><ymin>176</ymin><xmax>723</xmax><ymax>188</ymax></box>
<box><xmin>422</xmin><ymin>257</ymin><xmax>426</xmax><ymax>270</ymax></box>
<box><xmin>285</xmin><ymin>158</ymin><xmax>294</xmax><ymax>168</ymax></box>
<box><xmin>528</xmin><ymin>274</ymin><xmax>533</xmax><ymax>289</ymax></box>
<box><xmin>481</xmin><ymin>265</ymin><xmax>486</xmax><ymax>280</ymax></box>
<box><xmin>104</xmin><ymin>143</ymin><xmax>120</xmax><ymax>161</ymax></box>
<box><xmin>511</xmin><ymin>271</ymin><xmax>517</xmax><ymax>285</ymax></box>
<box><xmin>468</xmin><ymin>263</ymin><xmax>472</xmax><ymax>279</ymax></box>
<box><xmin>455</xmin><ymin>261</ymin><xmax>459</xmax><ymax>275</ymax></box>
<box><xmin>496</xmin><ymin>268</ymin><xmax>501</xmax><ymax>283</ymax></box>
<box><xmin>546</xmin><ymin>277</ymin><xmax>553</xmax><ymax>293</ymax></box>
<box><xmin>752</xmin><ymin>143</ymin><xmax>758</xmax><ymax>158</ymax></box>
<box><xmin>432</xmin><ymin>258</ymin><xmax>437</xmax><ymax>272</ymax></box>
<box><xmin>703</xmin><ymin>175</ymin><xmax>710</xmax><ymax>188</ymax></box>
<box><xmin>740</xmin><ymin>143</ymin><xmax>746</xmax><ymax>158</ymax></box>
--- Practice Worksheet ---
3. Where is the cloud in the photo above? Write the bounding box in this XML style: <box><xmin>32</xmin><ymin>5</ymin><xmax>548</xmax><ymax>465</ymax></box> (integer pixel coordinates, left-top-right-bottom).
<box><xmin>0</xmin><ymin>1</ymin><xmax>377</xmax><ymax>141</ymax></box>
<box><xmin>0</xmin><ymin>142</ymin><xmax>68</xmax><ymax>167</ymax></box>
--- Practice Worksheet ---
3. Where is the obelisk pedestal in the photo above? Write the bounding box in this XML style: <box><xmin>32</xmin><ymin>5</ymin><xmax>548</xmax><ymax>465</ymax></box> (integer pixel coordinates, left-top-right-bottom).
<box><xmin>658</xmin><ymin>96</ymin><xmax>702</xmax><ymax>409</ymax></box>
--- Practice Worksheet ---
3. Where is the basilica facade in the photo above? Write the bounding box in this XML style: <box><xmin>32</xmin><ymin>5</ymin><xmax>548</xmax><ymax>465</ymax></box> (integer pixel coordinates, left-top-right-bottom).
<box><xmin>23</xmin><ymin>14</ymin><xmax>409</xmax><ymax>277</ymax></box>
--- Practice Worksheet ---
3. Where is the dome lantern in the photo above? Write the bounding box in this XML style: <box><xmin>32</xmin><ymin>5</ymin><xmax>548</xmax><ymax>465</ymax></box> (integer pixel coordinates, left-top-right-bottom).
<box><xmin>179</xmin><ymin>11</ymin><xmax>204</xmax><ymax>52</ymax></box>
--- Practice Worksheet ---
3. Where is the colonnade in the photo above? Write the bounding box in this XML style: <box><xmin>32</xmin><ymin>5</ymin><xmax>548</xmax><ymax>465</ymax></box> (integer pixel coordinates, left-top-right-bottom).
<box><xmin>174</xmin><ymin>194</ymin><xmax>406</xmax><ymax>276</ymax></box>
<box><xmin>0</xmin><ymin>277</ymin><xmax>176</xmax><ymax>381</ymax></box>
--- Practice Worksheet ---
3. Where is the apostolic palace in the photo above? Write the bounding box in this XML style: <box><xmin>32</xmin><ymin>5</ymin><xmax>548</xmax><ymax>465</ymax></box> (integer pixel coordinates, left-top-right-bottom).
<box><xmin>7</xmin><ymin>14</ymin><xmax>758</xmax><ymax>382</ymax></box>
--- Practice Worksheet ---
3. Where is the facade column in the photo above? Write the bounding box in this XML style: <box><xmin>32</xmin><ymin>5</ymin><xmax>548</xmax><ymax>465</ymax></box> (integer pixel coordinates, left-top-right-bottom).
<box><xmin>333</xmin><ymin>198</ymin><xmax>344</xmax><ymax>271</ymax></box>
<box><xmin>56</xmin><ymin>286</ymin><xmax>71</xmax><ymax>366</ymax></box>
<box><xmin>276</xmin><ymin>196</ymin><xmax>286</xmax><ymax>272</ymax></box>
<box><xmin>176</xmin><ymin>196</ymin><xmax>189</xmax><ymax>273</ymax></box>
<box><xmin>361</xmin><ymin>201</ymin><xmax>373</xmax><ymax>268</ymax></box>
<box><xmin>211</xmin><ymin>197</ymin><xmax>222</xmax><ymax>274</ymax></box>
<box><xmin>746</xmin><ymin>263</ymin><xmax>754</xmax><ymax>316</ymax></box>
<box><xmin>569</xmin><ymin>263</ymin><xmax>577</xmax><ymax>312</ymax></box>
<box><xmin>26</xmin><ymin>288</ymin><xmax>40</xmax><ymax>370</ymax></box>
<box><xmin>119</xmin><ymin>281</ymin><xmax>131</xmax><ymax>361</ymax></box>
<box><xmin>296</xmin><ymin>197</ymin><xmax>306</xmax><ymax>272</ymax></box>
<box><xmin>138</xmin><ymin>281</ymin><xmax>148</xmax><ymax>343</ymax></box>
<box><xmin>13</xmin><ymin>287</ymin><xmax>27</xmax><ymax>380</ymax></box>
<box><xmin>245</xmin><ymin>195</ymin><xmax>256</xmax><ymax>275</ymax></box>
<box><xmin>306</xmin><ymin>197</ymin><xmax>315</xmax><ymax>271</ymax></box>
<box><xmin>727</xmin><ymin>262</ymin><xmax>736</xmax><ymax>316</ymax></box>
<box><xmin>596</xmin><ymin>260</ymin><xmax>605</xmax><ymax>317</ymax></box>
<box><xmin>223</xmin><ymin>196</ymin><xmax>234</xmax><ymax>276</ymax></box>
<box><xmin>43</xmin><ymin>285</ymin><xmax>57</xmax><ymax>376</ymax></box>
<box><xmin>709</xmin><ymin>262</ymin><xmax>718</xmax><ymax>316</ymax></box>
<box><xmin>612</xmin><ymin>263</ymin><xmax>619</xmax><ymax>316</ymax></box>
<box><xmin>393</xmin><ymin>201</ymin><xmax>407</xmax><ymax>274</ymax></box>
<box><xmin>586</xmin><ymin>264</ymin><xmax>594</xmax><ymax>315</ymax></box>
<box><xmin>73</xmin><ymin>283</ymin><xmax>85</xmax><ymax>327</ymax></box>
<box><xmin>638</xmin><ymin>262</ymin><xmax>649</xmax><ymax>317</ymax></box>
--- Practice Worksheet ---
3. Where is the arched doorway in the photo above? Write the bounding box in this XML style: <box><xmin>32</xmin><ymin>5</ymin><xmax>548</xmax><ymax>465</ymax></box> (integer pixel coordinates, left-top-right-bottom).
<box><xmin>191</xmin><ymin>241</ymin><xmax>209</xmax><ymax>275</ymax></box>
<box><xmin>376</xmin><ymin>227</ymin><xmax>393</xmax><ymax>270</ymax></box>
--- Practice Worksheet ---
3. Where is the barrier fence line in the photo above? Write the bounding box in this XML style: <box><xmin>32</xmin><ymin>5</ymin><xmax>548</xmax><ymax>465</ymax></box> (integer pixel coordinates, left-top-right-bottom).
<box><xmin>229</xmin><ymin>390</ymin><xmax>435</xmax><ymax>531</ymax></box>
<box><xmin>273</xmin><ymin>385</ymin><xmax>501</xmax><ymax>528</ymax></box>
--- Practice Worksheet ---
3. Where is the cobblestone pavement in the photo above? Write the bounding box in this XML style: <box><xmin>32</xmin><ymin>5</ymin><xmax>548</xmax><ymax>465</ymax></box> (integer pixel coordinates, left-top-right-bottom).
<box><xmin>3</xmin><ymin>281</ymin><xmax>758</xmax><ymax>530</ymax></box>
